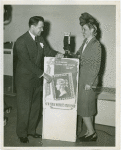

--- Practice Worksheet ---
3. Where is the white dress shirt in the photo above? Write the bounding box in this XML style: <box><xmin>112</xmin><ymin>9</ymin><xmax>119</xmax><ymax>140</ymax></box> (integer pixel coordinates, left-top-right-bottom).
<box><xmin>82</xmin><ymin>36</ymin><xmax>93</xmax><ymax>53</ymax></box>
<box><xmin>29</xmin><ymin>30</ymin><xmax>35</xmax><ymax>40</ymax></box>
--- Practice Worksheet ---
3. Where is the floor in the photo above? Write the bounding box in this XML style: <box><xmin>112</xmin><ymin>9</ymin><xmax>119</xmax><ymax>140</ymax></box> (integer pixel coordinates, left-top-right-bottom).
<box><xmin>3</xmin><ymin>95</ymin><xmax>115</xmax><ymax>147</ymax></box>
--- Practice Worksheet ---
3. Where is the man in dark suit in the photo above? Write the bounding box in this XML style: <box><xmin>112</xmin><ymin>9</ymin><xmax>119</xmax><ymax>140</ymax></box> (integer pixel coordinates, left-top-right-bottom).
<box><xmin>14</xmin><ymin>16</ymin><xmax>61</xmax><ymax>143</ymax></box>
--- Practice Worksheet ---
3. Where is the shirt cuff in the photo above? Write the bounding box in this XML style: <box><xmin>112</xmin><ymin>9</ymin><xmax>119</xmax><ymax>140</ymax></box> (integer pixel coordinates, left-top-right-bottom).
<box><xmin>39</xmin><ymin>73</ymin><xmax>44</xmax><ymax>78</ymax></box>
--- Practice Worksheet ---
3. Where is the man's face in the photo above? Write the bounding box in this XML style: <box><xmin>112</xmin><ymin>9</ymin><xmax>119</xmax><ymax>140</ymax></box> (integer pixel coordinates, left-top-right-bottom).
<box><xmin>32</xmin><ymin>21</ymin><xmax>44</xmax><ymax>36</ymax></box>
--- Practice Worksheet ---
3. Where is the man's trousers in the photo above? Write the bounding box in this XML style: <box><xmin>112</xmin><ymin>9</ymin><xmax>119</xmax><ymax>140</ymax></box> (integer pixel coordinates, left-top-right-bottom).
<box><xmin>16</xmin><ymin>85</ymin><xmax>42</xmax><ymax>137</ymax></box>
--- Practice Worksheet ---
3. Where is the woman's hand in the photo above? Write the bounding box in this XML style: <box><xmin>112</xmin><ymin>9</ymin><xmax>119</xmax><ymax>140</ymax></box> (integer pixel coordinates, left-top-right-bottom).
<box><xmin>85</xmin><ymin>84</ymin><xmax>91</xmax><ymax>90</ymax></box>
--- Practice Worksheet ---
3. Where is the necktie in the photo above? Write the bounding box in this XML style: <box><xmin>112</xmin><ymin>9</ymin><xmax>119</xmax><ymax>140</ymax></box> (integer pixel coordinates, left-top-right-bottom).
<box><xmin>35</xmin><ymin>36</ymin><xmax>38</xmax><ymax>45</ymax></box>
<box><xmin>35</xmin><ymin>37</ymin><xmax>39</xmax><ymax>52</ymax></box>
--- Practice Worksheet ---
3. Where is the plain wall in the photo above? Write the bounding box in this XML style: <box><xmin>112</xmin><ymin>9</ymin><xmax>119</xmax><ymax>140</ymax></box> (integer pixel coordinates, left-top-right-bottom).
<box><xmin>4</xmin><ymin>5</ymin><xmax>116</xmax><ymax>88</ymax></box>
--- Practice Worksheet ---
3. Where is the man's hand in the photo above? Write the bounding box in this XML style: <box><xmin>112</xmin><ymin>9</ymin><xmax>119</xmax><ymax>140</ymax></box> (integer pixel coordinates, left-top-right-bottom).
<box><xmin>85</xmin><ymin>84</ymin><xmax>91</xmax><ymax>90</ymax></box>
<box><xmin>55</xmin><ymin>53</ymin><xmax>64</xmax><ymax>59</ymax></box>
<box><xmin>43</xmin><ymin>73</ymin><xmax>52</xmax><ymax>83</ymax></box>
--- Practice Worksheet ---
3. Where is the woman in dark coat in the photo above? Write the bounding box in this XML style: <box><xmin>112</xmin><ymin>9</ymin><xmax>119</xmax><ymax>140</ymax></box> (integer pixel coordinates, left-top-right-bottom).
<box><xmin>72</xmin><ymin>13</ymin><xmax>101</xmax><ymax>142</ymax></box>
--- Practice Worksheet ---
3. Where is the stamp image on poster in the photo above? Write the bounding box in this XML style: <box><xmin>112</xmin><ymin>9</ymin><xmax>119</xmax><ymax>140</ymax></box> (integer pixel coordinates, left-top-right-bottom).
<box><xmin>52</xmin><ymin>73</ymin><xmax>75</xmax><ymax>100</ymax></box>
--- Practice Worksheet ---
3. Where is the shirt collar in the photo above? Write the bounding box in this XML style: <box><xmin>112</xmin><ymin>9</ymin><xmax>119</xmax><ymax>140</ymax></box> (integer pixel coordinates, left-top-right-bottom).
<box><xmin>29</xmin><ymin>30</ymin><xmax>35</xmax><ymax>40</ymax></box>
<box><xmin>86</xmin><ymin>36</ymin><xmax>94</xmax><ymax>43</ymax></box>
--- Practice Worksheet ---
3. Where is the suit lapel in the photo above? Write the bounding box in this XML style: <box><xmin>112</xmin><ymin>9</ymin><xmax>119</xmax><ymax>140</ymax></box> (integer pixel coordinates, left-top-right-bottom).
<box><xmin>26</xmin><ymin>31</ymin><xmax>38</xmax><ymax>54</ymax></box>
<box><xmin>35</xmin><ymin>40</ymin><xmax>44</xmax><ymax>65</ymax></box>
<box><xmin>81</xmin><ymin>37</ymin><xmax>96</xmax><ymax>58</ymax></box>
<box><xmin>78</xmin><ymin>39</ymin><xmax>87</xmax><ymax>59</ymax></box>
<box><xmin>25</xmin><ymin>32</ymin><xmax>44</xmax><ymax>65</ymax></box>
<box><xmin>77</xmin><ymin>39</ymin><xmax>86</xmax><ymax>56</ymax></box>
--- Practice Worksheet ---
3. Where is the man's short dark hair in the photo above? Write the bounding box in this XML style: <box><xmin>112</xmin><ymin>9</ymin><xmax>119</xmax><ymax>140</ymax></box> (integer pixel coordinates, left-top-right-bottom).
<box><xmin>29</xmin><ymin>16</ymin><xmax>44</xmax><ymax>27</ymax></box>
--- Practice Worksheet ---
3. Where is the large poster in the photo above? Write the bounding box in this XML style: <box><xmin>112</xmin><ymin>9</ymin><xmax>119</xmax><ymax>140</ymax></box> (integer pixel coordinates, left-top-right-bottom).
<box><xmin>43</xmin><ymin>57</ymin><xmax>79</xmax><ymax>142</ymax></box>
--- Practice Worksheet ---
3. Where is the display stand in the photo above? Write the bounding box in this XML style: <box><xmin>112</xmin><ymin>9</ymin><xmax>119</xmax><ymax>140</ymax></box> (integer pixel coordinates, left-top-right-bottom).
<box><xmin>42</xmin><ymin>57</ymin><xmax>79</xmax><ymax>142</ymax></box>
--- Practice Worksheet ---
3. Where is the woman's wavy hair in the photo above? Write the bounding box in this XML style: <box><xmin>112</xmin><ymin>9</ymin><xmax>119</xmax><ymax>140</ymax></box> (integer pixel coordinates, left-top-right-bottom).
<box><xmin>79</xmin><ymin>12</ymin><xmax>100</xmax><ymax>37</ymax></box>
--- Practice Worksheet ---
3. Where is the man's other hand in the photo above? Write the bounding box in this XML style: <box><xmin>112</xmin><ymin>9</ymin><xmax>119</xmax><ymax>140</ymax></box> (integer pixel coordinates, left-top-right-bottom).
<box><xmin>85</xmin><ymin>84</ymin><xmax>91</xmax><ymax>90</ymax></box>
<box><xmin>43</xmin><ymin>73</ymin><xmax>52</xmax><ymax>83</ymax></box>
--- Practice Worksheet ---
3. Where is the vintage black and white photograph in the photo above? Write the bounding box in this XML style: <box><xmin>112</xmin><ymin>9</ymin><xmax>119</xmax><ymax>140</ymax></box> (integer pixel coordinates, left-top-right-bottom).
<box><xmin>1</xmin><ymin>0</ymin><xmax>120</xmax><ymax>149</ymax></box>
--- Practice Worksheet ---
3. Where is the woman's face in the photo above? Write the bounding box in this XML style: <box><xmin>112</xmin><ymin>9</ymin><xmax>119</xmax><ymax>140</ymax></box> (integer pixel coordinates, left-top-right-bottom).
<box><xmin>82</xmin><ymin>24</ymin><xmax>92</xmax><ymax>39</ymax></box>
<box><xmin>56</xmin><ymin>83</ymin><xmax>61</xmax><ymax>91</ymax></box>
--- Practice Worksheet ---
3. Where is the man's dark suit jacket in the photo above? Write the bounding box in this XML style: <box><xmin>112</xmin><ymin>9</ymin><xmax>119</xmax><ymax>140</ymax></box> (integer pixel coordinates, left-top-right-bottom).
<box><xmin>14</xmin><ymin>31</ymin><xmax>57</xmax><ymax>89</ymax></box>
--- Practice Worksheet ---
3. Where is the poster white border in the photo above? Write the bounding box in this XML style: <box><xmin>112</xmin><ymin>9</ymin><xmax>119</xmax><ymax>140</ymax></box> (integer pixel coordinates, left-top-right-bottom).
<box><xmin>0</xmin><ymin>0</ymin><xmax>120</xmax><ymax>150</ymax></box>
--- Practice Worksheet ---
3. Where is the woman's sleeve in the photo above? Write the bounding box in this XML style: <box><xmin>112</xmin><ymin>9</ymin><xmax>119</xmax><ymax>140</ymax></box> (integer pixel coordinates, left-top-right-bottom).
<box><xmin>71</xmin><ymin>47</ymin><xmax>82</xmax><ymax>58</ymax></box>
